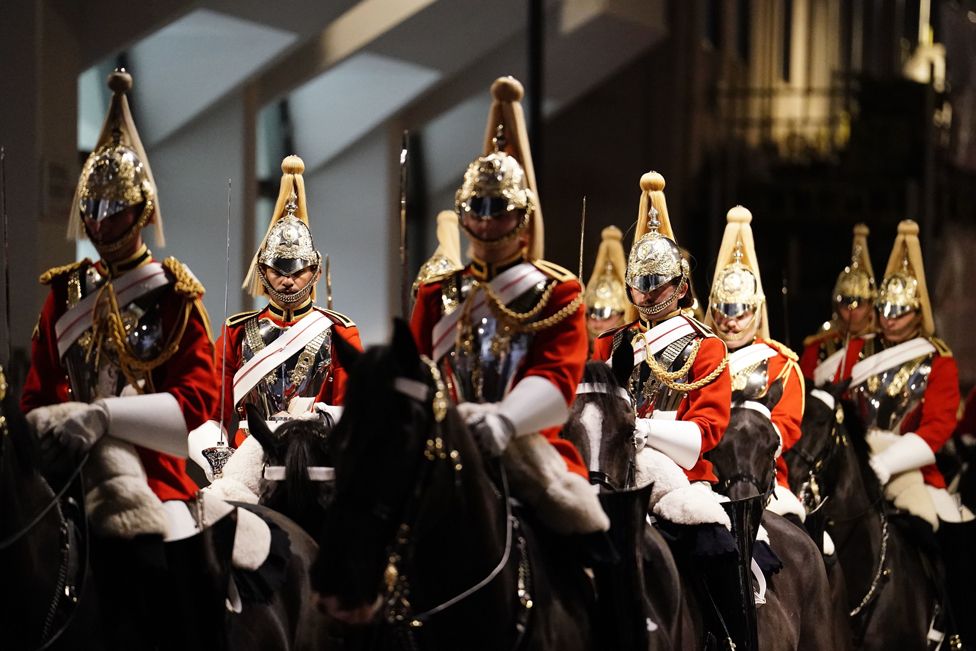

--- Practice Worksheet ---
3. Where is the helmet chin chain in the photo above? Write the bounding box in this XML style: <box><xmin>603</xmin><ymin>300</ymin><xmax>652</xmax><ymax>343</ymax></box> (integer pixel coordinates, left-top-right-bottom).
<box><xmin>87</xmin><ymin>201</ymin><xmax>153</xmax><ymax>257</ymax></box>
<box><xmin>259</xmin><ymin>267</ymin><xmax>317</xmax><ymax>306</ymax></box>
<box><xmin>635</xmin><ymin>277</ymin><xmax>687</xmax><ymax>321</ymax></box>
<box><xmin>460</xmin><ymin>212</ymin><xmax>529</xmax><ymax>251</ymax></box>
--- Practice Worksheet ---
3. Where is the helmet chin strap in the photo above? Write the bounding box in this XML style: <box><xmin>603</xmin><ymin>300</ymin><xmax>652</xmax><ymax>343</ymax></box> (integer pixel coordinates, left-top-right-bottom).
<box><xmin>633</xmin><ymin>277</ymin><xmax>687</xmax><ymax>321</ymax></box>
<box><xmin>460</xmin><ymin>211</ymin><xmax>529</xmax><ymax>250</ymax></box>
<box><xmin>259</xmin><ymin>265</ymin><xmax>317</xmax><ymax>306</ymax></box>
<box><xmin>87</xmin><ymin>201</ymin><xmax>153</xmax><ymax>257</ymax></box>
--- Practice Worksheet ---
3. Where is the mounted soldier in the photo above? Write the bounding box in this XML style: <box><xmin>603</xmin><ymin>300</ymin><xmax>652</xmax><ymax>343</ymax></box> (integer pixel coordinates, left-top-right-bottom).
<box><xmin>19</xmin><ymin>69</ymin><xmax>235</xmax><ymax>646</ymax></box>
<box><xmin>800</xmin><ymin>223</ymin><xmax>877</xmax><ymax>387</ymax></box>
<box><xmin>582</xmin><ymin>225</ymin><xmax>629</xmax><ymax>345</ymax></box>
<box><xmin>703</xmin><ymin>206</ymin><xmax>807</xmax><ymax>523</ymax></box>
<box><xmin>199</xmin><ymin>155</ymin><xmax>363</xmax><ymax>456</ymax></box>
<box><xmin>410</xmin><ymin>76</ymin><xmax>607</xmax><ymax>535</ymax></box>
<box><xmin>849</xmin><ymin>219</ymin><xmax>975</xmax><ymax>646</ymax></box>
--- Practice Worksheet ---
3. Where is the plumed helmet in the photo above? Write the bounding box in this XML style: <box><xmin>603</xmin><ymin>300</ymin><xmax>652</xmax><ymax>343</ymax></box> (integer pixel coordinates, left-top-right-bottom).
<box><xmin>584</xmin><ymin>226</ymin><xmax>629</xmax><ymax>319</ymax></box>
<box><xmin>832</xmin><ymin>223</ymin><xmax>876</xmax><ymax>308</ymax></box>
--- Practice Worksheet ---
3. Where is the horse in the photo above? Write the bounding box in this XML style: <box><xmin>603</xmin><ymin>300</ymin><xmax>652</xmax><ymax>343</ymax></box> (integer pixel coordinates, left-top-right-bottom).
<box><xmin>787</xmin><ymin>384</ymin><xmax>937</xmax><ymax>650</ymax></box>
<box><xmin>561</xmin><ymin>357</ymin><xmax>702</xmax><ymax>650</ymax></box>
<box><xmin>707</xmin><ymin>382</ymin><xmax>843</xmax><ymax>651</ymax></box>
<box><xmin>0</xmin><ymin>384</ymin><xmax>331</xmax><ymax>650</ymax></box>
<box><xmin>312</xmin><ymin>320</ymin><xmax>594</xmax><ymax>651</ymax></box>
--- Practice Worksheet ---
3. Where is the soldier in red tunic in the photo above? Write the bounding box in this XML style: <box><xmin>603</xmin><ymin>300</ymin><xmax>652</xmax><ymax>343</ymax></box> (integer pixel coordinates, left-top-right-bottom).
<box><xmin>848</xmin><ymin>219</ymin><xmax>974</xmax><ymax>645</ymax></box>
<box><xmin>703</xmin><ymin>206</ymin><xmax>806</xmax><ymax>521</ymax></box>
<box><xmin>20</xmin><ymin>69</ymin><xmax>227</xmax><ymax>646</ymax></box>
<box><xmin>191</xmin><ymin>156</ymin><xmax>362</xmax><ymax>466</ymax></box>
<box><xmin>411</xmin><ymin>77</ymin><xmax>607</xmax><ymax>535</ymax></box>
<box><xmin>799</xmin><ymin>223</ymin><xmax>877</xmax><ymax>386</ymax></box>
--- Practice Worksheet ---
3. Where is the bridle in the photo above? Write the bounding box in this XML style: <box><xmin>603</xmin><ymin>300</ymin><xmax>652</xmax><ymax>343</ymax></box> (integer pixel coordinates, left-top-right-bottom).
<box><xmin>716</xmin><ymin>400</ymin><xmax>778</xmax><ymax>501</ymax></box>
<box><xmin>0</xmin><ymin>432</ymin><xmax>90</xmax><ymax>650</ymax></box>
<box><xmin>575</xmin><ymin>381</ymin><xmax>637</xmax><ymax>491</ymax></box>
<box><xmin>378</xmin><ymin>357</ymin><xmax>531</xmax><ymax>649</ymax></box>
<box><xmin>791</xmin><ymin>390</ymin><xmax>891</xmax><ymax>622</ymax></box>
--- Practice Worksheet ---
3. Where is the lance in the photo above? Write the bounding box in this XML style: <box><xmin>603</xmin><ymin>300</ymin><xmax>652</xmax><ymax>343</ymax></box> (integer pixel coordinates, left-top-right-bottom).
<box><xmin>202</xmin><ymin>179</ymin><xmax>235</xmax><ymax>479</ymax></box>
<box><xmin>399</xmin><ymin>131</ymin><xmax>410</xmax><ymax>318</ymax></box>
<box><xmin>577</xmin><ymin>195</ymin><xmax>587</xmax><ymax>280</ymax></box>
<box><xmin>781</xmin><ymin>268</ymin><xmax>791</xmax><ymax>349</ymax></box>
<box><xmin>325</xmin><ymin>254</ymin><xmax>333</xmax><ymax>310</ymax></box>
<box><xmin>0</xmin><ymin>146</ymin><xmax>8</xmax><ymax>365</ymax></box>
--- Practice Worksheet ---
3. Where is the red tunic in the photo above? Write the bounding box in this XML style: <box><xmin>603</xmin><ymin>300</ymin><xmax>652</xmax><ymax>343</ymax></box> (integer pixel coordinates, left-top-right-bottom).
<box><xmin>800</xmin><ymin>328</ymin><xmax>872</xmax><ymax>385</ymax></box>
<box><xmin>411</xmin><ymin>265</ymin><xmax>589</xmax><ymax>478</ymax></box>
<box><xmin>955</xmin><ymin>386</ymin><xmax>976</xmax><ymax>439</ymax></box>
<box><xmin>897</xmin><ymin>352</ymin><xmax>960</xmax><ymax>488</ymax></box>
<box><xmin>592</xmin><ymin>319</ymin><xmax>731</xmax><ymax>483</ymax></box>
<box><xmin>749</xmin><ymin>338</ymin><xmax>805</xmax><ymax>489</ymax></box>
<box><xmin>22</xmin><ymin>259</ymin><xmax>218</xmax><ymax>502</ymax></box>
<box><xmin>215</xmin><ymin>304</ymin><xmax>363</xmax><ymax>446</ymax></box>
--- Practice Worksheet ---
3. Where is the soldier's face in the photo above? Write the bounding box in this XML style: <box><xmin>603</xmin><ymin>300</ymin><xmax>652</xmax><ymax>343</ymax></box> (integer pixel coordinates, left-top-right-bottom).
<box><xmin>712</xmin><ymin>307</ymin><xmax>760</xmax><ymax>348</ymax></box>
<box><xmin>263</xmin><ymin>265</ymin><xmax>319</xmax><ymax>295</ymax></box>
<box><xmin>587</xmin><ymin>312</ymin><xmax>624</xmax><ymax>338</ymax></box>
<box><xmin>84</xmin><ymin>204</ymin><xmax>140</xmax><ymax>246</ymax></box>
<box><xmin>461</xmin><ymin>208</ymin><xmax>521</xmax><ymax>242</ymax></box>
<box><xmin>879</xmin><ymin>309</ymin><xmax>920</xmax><ymax>343</ymax></box>
<box><xmin>836</xmin><ymin>300</ymin><xmax>872</xmax><ymax>333</ymax></box>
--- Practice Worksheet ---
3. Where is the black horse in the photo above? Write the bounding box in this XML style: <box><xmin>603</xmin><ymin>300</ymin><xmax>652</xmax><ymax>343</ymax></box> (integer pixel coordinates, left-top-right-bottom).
<box><xmin>788</xmin><ymin>384</ymin><xmax>936</xmax><ymax>650</ymax></box>
<box><xmin>561</xmin><ymin>358</ymin><xmax>703</xmax><ymax>650</ymax></box>
<box><xmin>707</xmin><ymin>383</ymin><xmax>842</xmax><ymax>651</ymax></box>
<box><xmin>243</xmin><ymin>406</ymin><xmax>337</xmax><ymax>538</ymax></box>
<box><xmin>0</xmin><ymin>384</ymin><xmax>331</xmax><ymax>650</ymax></box>
<box><xmin>312</xmin><ymin>320</ymin><xmax>594</xmax><ymax>650</ymax></box>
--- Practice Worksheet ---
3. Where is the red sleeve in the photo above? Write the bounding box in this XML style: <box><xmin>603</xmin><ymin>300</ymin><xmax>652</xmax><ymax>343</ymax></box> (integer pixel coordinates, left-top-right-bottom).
<box><xmin>21</xmin><ymin>288</ymin><xmax>71</xmax><ymax>413</ymax></box>
<box><xmin>905</xmin><ymin>354</ymin><xmax>960</xmax><ymax>453</ymax></box>
<box><xmin>516</xmin><ymin>279</ymin><xmax>587</xmax><ymax>405</ymax></box>
<box><xmin>955</xmin><ymin>387</ymin><xmax>976</xmax><ymax>438</ymax></box>
<box><xmin>591</xmin><ymin>332</ymin><xmax>613</xmax><ymax>362</ymax></box>
<box><xmin>677</xmin><ymin>336</ymin><xmax>731</xmax><ymax>482</ymax></box>
<box><xmin>317</xmin><ymin>323</ymin><xmax>364</xmax><ymax>406</ymax></box>
<box><xmin>799</xmin><ymin>340</ymin><xmax>820</xmax><ymax>381</ymax></box>
<box><xmin>767</xmin><ymin>352</ymin><xmax>804</xmax><ymax>454</ymax></box>
<box><xmin>409</xmin><ymin>281</ymin><xmax>442</xmax><ymax>358</ymax></box>
<box><xmin>150</xmin><ymin>297</ymin><xmax>219</xmax><ymax>433</ymax></box>
<box><xmin>214</xmin><ymin>323</ymin><xmax>246</xmax><ymax>427</ymax></box>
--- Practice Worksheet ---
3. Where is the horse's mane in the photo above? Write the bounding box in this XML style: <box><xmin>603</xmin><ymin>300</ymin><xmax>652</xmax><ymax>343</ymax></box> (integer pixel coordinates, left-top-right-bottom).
<box><xmin>262</xmin><ymin>418</ymin><xmax>334</xmax><ymax>520</ymax></box>
<box><xmin>575</xmin><ymin>361</ymin><xmax>632</xmax><ymax>419</ymax></box>
<box><xmin>836</xmin><ymin>395</ymin><xmax>883</xmax><ymax>500</ymax></box>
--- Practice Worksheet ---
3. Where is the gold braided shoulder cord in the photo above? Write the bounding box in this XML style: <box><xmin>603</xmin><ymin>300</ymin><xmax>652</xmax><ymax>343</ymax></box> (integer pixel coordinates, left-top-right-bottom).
<box><xmin>480</xmin><ymin>280</ymin><xmax>583</xmax><ymax>333</ymax></box>
<box><xmin>643</xmin><ymin>337</ymin><xmax>730</xmax><ymax>392</ymax></box>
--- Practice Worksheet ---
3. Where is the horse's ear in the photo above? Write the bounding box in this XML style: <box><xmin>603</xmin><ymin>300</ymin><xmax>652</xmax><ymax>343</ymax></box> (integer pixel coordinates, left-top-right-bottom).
<box><xmin>244</xmin><ymin>403</ymin><xmax>276</xmax><ymax>453</ymax></box>
<box><xmin>762</xmin><ymin>378</ymin><xmax>785</xmax><ymax>410</ymax></box>
<box><xmin>391</xmin><ymin>318</ymin><xmax>420</xmax><ymax>372</ymax></box>
<box><xmin>333</xmin><ymin>331</ymin><xmax>362</xmax><ymax>370</ymax></box>
<box><xmin>610</xmin><ymin>338</ymin><xmax>634</xmax><ymax>389</ymax></box>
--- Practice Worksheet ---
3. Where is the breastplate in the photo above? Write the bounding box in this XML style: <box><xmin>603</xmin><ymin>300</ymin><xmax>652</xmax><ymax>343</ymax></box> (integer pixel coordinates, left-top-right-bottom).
<box><xmin>440</xmin><ymin>275</ymin><xmax>547</xmax><ymax>404</ymax></box>
<box><xmin>621</xmin><ymin>332</ymin><xmax>699</xmax><ymax>416</ymax></box>
<box><xmin>851</xmin><ymin>352</ymin><xmax>933</xmax><ymax>432</ymax></box>
<box><xmin>238</xmin><ymin>316</ymin><xmax>333</xmax><ymax>419</ymax></box>
<box><xmin>62</xmin><ymin>265</ymin><xmax>168</xmax><ymax>403</ymax></box>
<box><xmin>731</xmin><ymin>358</ymin><xmax>770</xmax><ymax>400</ymax></box>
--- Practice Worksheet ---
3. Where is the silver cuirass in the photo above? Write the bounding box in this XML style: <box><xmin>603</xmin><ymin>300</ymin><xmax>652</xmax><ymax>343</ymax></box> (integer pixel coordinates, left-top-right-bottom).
<box><xmin>62</xmin><ymin>265</ymin><xmax>168</xmax><ymax>403</ymax></box>
<box><xmin>620</xmin><ymin>331</ymin><xmax>699</xmax><ymax>416</ymax></box>
<box><xmin>238</xmin><ymin>315</ymin><xmax>333</xmax><ymax>419</ymax></box>
<box><xmin>440</xmin><ymin>274</ymin><xmax>547</xmax><ymax>404</ymax></box>
<box><xmin>852</xmin><ymin>351</ymin><xmax>933</xmax><ymax>432</ymax></box>
<box><xmin>731</xmin><ymin>358</ymin><xmax>770</xmax><ymax>400</ymax></box>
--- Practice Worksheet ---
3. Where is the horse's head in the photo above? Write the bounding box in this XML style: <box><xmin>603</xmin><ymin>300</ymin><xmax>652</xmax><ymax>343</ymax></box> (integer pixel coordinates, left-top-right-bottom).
<box><xmin>244</xmin><ymin>404</ymin><xmax>335</xmax><ymax>536</ymax></box>
<box><xmin>562</xmin><ymin>341</ymin><xmax>637</xmax><ymax>490</ymax></box>
<box><xmin>709</xmin><ymin>379</ymin><xmax>784</xmax><ymax>500</ymax></box>
<box><xmin>311</xmin><ymin>319</ymin><xmax>471</xmax><ymax>624</ymax></box>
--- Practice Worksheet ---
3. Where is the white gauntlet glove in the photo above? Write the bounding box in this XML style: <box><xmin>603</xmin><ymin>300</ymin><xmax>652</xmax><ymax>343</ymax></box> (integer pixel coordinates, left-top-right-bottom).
<box><xmin>634</xmin><ymin>417</ymin><xmax>702</xmax><ymax>470</ymax></box>
<box><xmin>868</xmin><ymin>432</ymin><xmax>935</xmax><ymax>486</ymax></box>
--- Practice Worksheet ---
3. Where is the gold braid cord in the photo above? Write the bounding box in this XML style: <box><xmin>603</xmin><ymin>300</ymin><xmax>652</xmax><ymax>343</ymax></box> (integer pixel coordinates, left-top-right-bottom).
<box><xmin>480</xmin><ymin>280</ymin><xmax>583</xmax><ymax>333</ymax></box>
<box><xmin>88</xmin><ymin>280</ymin><xmax>194</xmax><ymax>394</ymax></box>
<box><xmin>643</xmin><ymin>337</ymin><xmax>729</xmax><ymax>392</ymax></box>
<box><xmin>162</xmin><ymin>257</ymin><xmax>205</xmax><ymax>298</ymax></box>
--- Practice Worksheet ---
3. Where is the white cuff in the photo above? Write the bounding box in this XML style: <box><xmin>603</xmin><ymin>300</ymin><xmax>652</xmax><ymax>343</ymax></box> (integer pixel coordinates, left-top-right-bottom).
<box><xmin>498</xmin><ymin>376</ymin><xmax>569</xmax><ymax>437</ymax></box>
<box><xmin>187</xmin><ymin>420</ymin><xmax>224</xmax><ymax>482</ymax></box>
<box><xmin>636</xmin><ymin>417</ymin><xmax>702</xmax><ymax>470</ymax></box>
<box><xmin>98</xmin><ymin>393</ymin><xmax>188</xmax><ymax>458</ymax></box>
<box><xmin>873</xmin><ymin>432</ymin><xmax>936</xmax><ymax>477</ymax></box>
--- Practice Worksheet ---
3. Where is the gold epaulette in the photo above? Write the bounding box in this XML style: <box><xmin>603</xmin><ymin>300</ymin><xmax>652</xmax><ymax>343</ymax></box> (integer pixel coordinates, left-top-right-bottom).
<box><xmin>39</xmin><ymin>259</ymin><xmax>91</xmax><ymax>285</ymax></box>
<box><xmin>531</xmin><ymin>259</ymin><xmax>577</xmax><ymax>283</ymax></box>
<box><xmin>764</xmin><ymin>338</ymin><xmax>799</xmax><ymax>362</ymax></box>
<box><xmin>226</xmin><ymin>310</ymin><xmax>260</xmax><ymax>327</ymax></box>
<box><xmin>316</xmin><ymin>307</ymin><xmax>356</xmax><ymax>328</ymax></box>
<box><xmin>929</xmin><ymin>336</ymin><xmax>953</xmax><ymax>357</ymax></box>
<box><xmin>162</xmin><ymin>257</ymin><xmax>205</xmax><ymax>299</ymax></box>
<box><xmin>416</xmin><ymin>266</ymin><xmax>459</xmax><ymax>289</ymax></box>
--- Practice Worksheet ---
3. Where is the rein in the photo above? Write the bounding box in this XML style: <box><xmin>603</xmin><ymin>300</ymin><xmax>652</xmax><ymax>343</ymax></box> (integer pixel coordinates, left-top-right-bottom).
<box><xmin>383</xmin><ymin>360</ymin><xmax>531</xmax><ymax>646</ymax></box>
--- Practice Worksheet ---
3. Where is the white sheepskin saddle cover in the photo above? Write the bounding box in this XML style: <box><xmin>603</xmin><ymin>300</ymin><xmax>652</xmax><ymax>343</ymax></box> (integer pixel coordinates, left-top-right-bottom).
<box><xmin>84</xmin><ymin>437</ymin><xmax>270</xmax><ymax>571</ymax></box>
<box><xmin>503</xmin><ymin>433</ymin><xmax>610</xmax><ymax>534</ymax></box>
<box><xmin>634</xmin><ymin>447</ymin><xmax>731</xmax><ymax>530</ymax></box>
<box><xmin>766</xmin><ymin>484</ymin><xmax>806</xmax><ymax>522</ymax></box>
